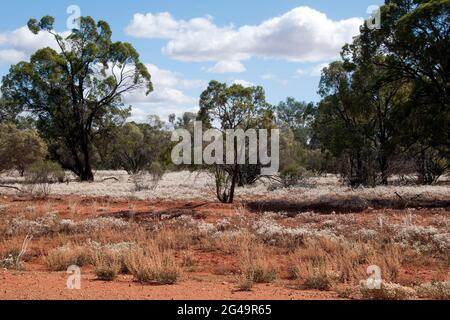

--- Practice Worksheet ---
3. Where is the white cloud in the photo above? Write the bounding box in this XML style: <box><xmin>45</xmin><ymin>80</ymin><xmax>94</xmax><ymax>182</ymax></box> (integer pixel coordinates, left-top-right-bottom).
<box><xmin>208</xmin><ymin>60</ymin><xmax>246</xmax><ymax>73</ymax></box>
<box><xmin>232</xmin><ymin>80</ymin><xmax>255</xmax><ymax>88</ymax></box>
<box><xmin>296</xmin><ymin>62</ymin><xmax>329</xmax><ymax>77</ymax></box>
<box><xmin>0</xmin><ymin>49</ymin><xmax>26</xmax><ymax>64</ymax></box>
<box><xmin>260</xmin><ymin>73</ymin><xmax>275</xmax><ymax>80</ymax></box>
<box><xmin>125</xmin><ymin>12</ymin><xmax>218</xmax><ymax>39</ymax></box>
<box><xmin>123</xmin><ymin>64</ymin><xmax>202</xmax><ymax>122</ymax></box>
<box><xmin>0</xmin><ymin>25</ymin><xmax>67</xmax><ymax>63</ymax></box>
<box><xmin>126</xmin><ymin>7</ymin><xmax>363</xmax><ymax>63</ymax></box>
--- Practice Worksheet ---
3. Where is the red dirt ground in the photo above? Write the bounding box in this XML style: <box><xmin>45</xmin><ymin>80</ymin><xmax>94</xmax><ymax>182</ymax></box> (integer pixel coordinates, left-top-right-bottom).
<box><xmin>0</xmin><ymin>195</ymin><xmax>448</xmax><ymax>300</ymax></box>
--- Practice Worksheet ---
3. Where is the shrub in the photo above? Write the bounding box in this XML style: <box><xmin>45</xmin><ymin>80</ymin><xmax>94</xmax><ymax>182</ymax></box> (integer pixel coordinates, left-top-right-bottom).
<box><xmin>279</xmin><ymin>164</ymin><xmax>310</xmax><ymax>187</ymax></box>
<box><xmin>302</xmin><ymin>274</ymin><xmax>332</xmax><ymax>291</ymax></box>
<box><xmin>147</xmin><ymin>162</ymin><xmax>164</xmax><ymax>186</ymax></box>
<box><xmin>236</xmin><ymin>272</ymin><xmax>254</xmax><ymax>292</ymax></box>
<box><xmin>131</xmin><ymin>163</ymin><xmax>164</xmax><ymax>192</ymax></box>
<box><xmin>359</xmin><ymin>282</ymin><xmax>416</xmax><ymax>300</ymax></box>
<box><xmin>25</xmin><ymin>160</ymin><xmax>65</xmax><ymax>184</ymax></box>
<box><xmin>125</xmin><ymin>243</ymin><xmax>180</xmax><ymax>285</ymax></box>
<box><xmin>416</xmin><ymin>282</ymin><xmax>450</xmax><ymax>300</ymax></box>
<box><xmin>94</xmin><ymin>251</ymin><xmax>121</xmax><ymax>281</ymax></box>
<box><xmin>238</xmin><ymin>241</ymin><xmax>277</xmax><ymax>284</ymax></box>
<box><xmin>0</xmin><ymin>124</ymin><xmax>47</xmax><ymax>175</ymax></box>
<box><xmin>46</xmin><ymin>245</ymin><xmax>94</xmax><ymax>271</ymax></box>
<box><xmin>23</xmin><ymin>160</ymin><xmax>65</xmax><ymax>198</ymax></box>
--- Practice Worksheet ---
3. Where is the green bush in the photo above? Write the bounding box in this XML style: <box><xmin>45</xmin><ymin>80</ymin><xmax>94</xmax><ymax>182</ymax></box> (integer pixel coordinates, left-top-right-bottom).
<box><xmin>25</xmin><ymin>160</ymin><xmax>66</xmax><ymax>184</ymax></box>
<box><xmin>280</xmin><ymin>164</ymin><xmax>311</xmax><ymax>187</ymax></box>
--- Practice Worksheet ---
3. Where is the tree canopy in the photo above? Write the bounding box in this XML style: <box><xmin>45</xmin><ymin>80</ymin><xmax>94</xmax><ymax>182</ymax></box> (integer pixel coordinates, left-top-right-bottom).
<box><xmin>1</xmin><ymin>16</ymin><xmax>153</xmax><ymax>181</ymax></box>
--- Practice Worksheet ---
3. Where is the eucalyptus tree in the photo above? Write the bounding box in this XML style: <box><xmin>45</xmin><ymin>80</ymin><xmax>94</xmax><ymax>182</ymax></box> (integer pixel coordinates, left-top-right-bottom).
<box><xmin>1</xmin><ymin>16</ymin><xmax>153</xmax><ymax>181</ymax></box>
<box><xmin>198</xmin><ymin>81</ymin><xmax>274</xmax><ymax>203</ymax></box>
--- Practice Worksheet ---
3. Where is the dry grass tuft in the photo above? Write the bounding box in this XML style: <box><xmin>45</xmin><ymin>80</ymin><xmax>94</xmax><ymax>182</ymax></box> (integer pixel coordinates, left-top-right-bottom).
<box><xmin>301</xmin><ymin>274</ymin><xmax>332</xmax><ymax>291</ymax></box>
<box><xmin>45</xmin><ymin>245</ymin><xmax>94</xmax><ymax>271</ymax></box>
<box><xmin>237</xmin><ymin>239</ymin><xmax>277</xmax><ymax>285</ymax></box>
<box><xmin>287</xmin><ymin>237</ymin><xmax>402</xmax><ymax>288</ymax></box>
<box><xmin>359</xmin><ymin>282</ymin><xmax>416</xmax><ymax>300</ymax></box>
<box><xmin>94</xmin><ymin>251</ymin><xmax>121</xmax><ymax>281</ymax></box>
<box><xmin>416</xmin><ymin>281</ymin><xmax>450</xmax><ymax>300</ymax></box>
<box><xmin>236</xmin><ymin>272</ymin><xmax>254</xmax><ymax>292</ymax></box>
<box><xmin>125</xmin><ymin>242</ymin><xmax>181</xmax><ymax>285</ymax></box>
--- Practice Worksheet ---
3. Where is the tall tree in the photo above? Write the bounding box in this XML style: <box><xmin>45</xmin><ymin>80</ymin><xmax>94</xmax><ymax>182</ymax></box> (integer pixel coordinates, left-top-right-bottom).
<box><xmin>314</xmin><ymin>60</ymin><xmax>408</xmax><ymax>186</ymax></box>
<box><xmin>342</xmin><ymin>0</ymin><xmax>450</xmax><ymax>183</ymax></box>
<box><xmin>1</xmin><ymin>16</ymin><xmax>152</xmax><ymax>181</ymax></box>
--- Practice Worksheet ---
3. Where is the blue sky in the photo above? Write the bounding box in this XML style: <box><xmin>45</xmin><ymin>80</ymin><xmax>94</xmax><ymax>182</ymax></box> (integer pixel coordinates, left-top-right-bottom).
<box><xmin>0</xmin><ymin>0</ymin><xmax>383</xmax><ymax>122</ymax></box>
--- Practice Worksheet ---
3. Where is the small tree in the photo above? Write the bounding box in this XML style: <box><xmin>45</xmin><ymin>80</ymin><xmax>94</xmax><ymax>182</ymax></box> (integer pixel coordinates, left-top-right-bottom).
<box><xmin>199</xmin><ymin>81</ymin><xmax>274</xmax><ymax>203</ymax></box>
<box><xmin>112</xmin><ymin>119</ymin><xmax>169</xmax><ymax>174</ymax></box>
<box><xmin>0</xmin><ymin>123</ymin><xmax>47</xmax><ymax>175</ymax></box>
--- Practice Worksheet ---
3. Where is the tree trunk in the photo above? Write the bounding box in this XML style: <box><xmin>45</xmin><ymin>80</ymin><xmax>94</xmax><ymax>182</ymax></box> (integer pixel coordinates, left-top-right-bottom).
<box><xmin>228</xmin><ymin>167</ymin><xmax>239</xmax><ymax>204</ymax></box>
<box><xmin>80</xmin><ymin>136</ymin><xmax>94</xmax><ymax>182</ymax></box>
<box><xmin>379</xmin><ymin>153</ymin><xmax>389</xmax><ymax>185</ymax></box>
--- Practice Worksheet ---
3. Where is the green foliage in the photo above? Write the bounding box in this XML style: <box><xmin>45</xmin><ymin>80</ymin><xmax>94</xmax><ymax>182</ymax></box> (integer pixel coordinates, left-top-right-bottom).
<box><xmin>313</xmin><ymin>61</ymin><xmax>407</xmax><ymax>186</ymax></box>
<box><xmin>110</xmin><ymin>119</ymin><xmax>170</xmax><ymax>174</ymax></box>
<box><xmin>0</xmin><ymin>123</ymin><xmax>47</xmax><ymax>174</ymax></box>
<box><xmin>278</xmin><ymin>126</ymin><xmax>326</xmax><ymax>185</ymax></box>
<box><xmin>199</xmin><ymin>81</ymin><xmax>275</xmax><ymax>203</ymax></box>
<box><xmin>277</xmin><ymin>98</ymin><xmax>315</xmax><ymax>147</ymax></box>
<box><xmin>24</xmin><ymin>160</ymin><xmax>66</xmax><ymax>184</ymax></box>
<box><xmin>279</xmin><ymin>164</ymin><xmax>310</xmax><ymax>188</ymax></box>
<box><xmin>1</xmin><ymin>16</ymin><xmax>153</xmax><ymax>181</ymax></box>
<box><xmin>330</xmin><ymin>0</ymin><xmax>450</xmax><ymax>186</ymax></box>
<box><xmin>0</xmin><ymin>97</ymin><xmax>22</xmax><ymax>124</ymax></box>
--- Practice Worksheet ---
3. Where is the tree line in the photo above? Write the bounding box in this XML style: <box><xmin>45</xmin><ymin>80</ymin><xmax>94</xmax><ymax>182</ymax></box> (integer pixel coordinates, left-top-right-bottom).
<box><xmin>0</xmin><ymin>0</ymin><xmax>448</xmax><ymax>203</ymax></box>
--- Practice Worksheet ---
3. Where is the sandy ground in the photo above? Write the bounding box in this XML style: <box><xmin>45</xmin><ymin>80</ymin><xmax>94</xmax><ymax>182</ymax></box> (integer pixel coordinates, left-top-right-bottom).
<box><xmin>0</xmin><ymin>269</ymin><xmax>341</xmax><ymax>300</ymax></box>
<box><xmin>0</xmin><ymin>171</ymin><xmax>449</xmax><ymax>300</ymax></box>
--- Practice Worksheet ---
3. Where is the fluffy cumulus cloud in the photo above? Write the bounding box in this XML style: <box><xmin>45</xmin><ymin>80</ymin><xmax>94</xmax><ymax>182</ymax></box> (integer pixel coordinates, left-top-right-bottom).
<box><xmin>0</xmin><ymin>49</ymin><xmax>26</xmax><ymax>64</ymax></box>
<box><xmin>123</xmin><ymin>64</ymin><xmax>203</xmax><ymax>122</ymax></box>
<box><xmin>126</xmin><ymin>7</ymin><xmax>363</xmax><ymax>68</ymax></box>
<box><xmin>207</xmin><ymin>60</ymin><xmax>246</xmax><ymax>73</ymax></box>
<box><xmin>232</xmin><ymin>79</ymin><xmax>255</xmax><ymax>88</ymax></box>
<box><xmin>0</xmin><ymin>23</ymin><xmax>200</xmax><ymax>122</ymax></box>
<box><xmin>0</xmin><ymin>26</ymin><xmax>61</xmax><ymax>64</ymax></box>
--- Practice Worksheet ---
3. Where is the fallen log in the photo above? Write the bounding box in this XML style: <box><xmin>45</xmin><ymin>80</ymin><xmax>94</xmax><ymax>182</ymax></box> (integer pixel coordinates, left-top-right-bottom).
<box><xmin>0</xmin><ymin>185</ymin><xmax>22</xmax><ymax>191</ymax></box>
<box><xmin>102</xmin><ymin>177</ymin><xmax>120</xmax><ymax>182</ymax></box>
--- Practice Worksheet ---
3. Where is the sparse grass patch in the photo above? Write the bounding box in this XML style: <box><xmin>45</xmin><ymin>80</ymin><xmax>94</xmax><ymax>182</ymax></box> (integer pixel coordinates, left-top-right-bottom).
<box><xmin>416</xmin><ymin>281</ymin><xmax>450</xmax><ymax>300</ymax></box>
<box><xmin>181</xmin><ymin>250</ymin><xmax>196</xmax><ymax>271</ymax></box>
<box><xmin>154</xmin><ymin>228</ymin><xmax>194</xmax><ymax>251</ymax></box>
<box><xmin>94</xmin><ymin>251</ymin><xmax>121</xmax><ymax>281</ymax></box>
<box><xmin>287</xmin><ymin>237</ymin><xmax>366</xmax><ymax>285</ymax></box>
<box><xmin>125</xmin><ymin>242</ymin><xmax>180</xmax><ymax>285</ymax></box>
<box><xmin>46</xmin><ymin>244</ymin><xmax>94</xmax><ymax>271</ymax></box>
<box><xmin>236</xmin><ymin>272</ymin><xmax>254</xmax><ymax>292</ymax></box>
<box><xmin>0</xmin><ymin>235</ymin><xmax>32</xmax><ymax>270</ymax></box>
<box><xmin>238</xmin><ymin>240</ymin><xmax>277</xmax><ymax>284</ymax></box>
<box><xmin>301</xmin><ymin>274</ymin><xmax>332</xmax><ymax>291</ymax></box>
